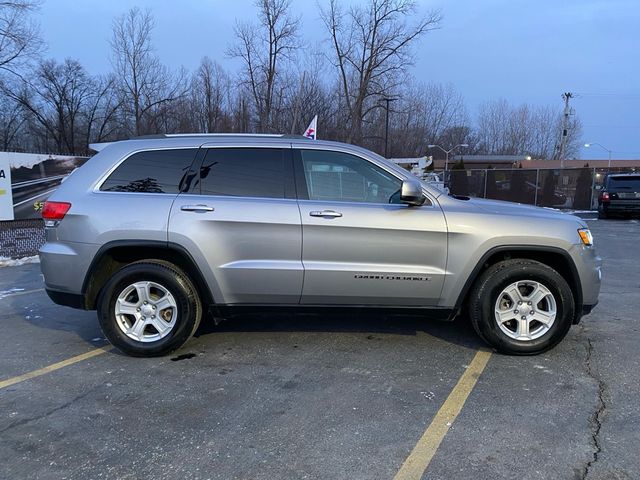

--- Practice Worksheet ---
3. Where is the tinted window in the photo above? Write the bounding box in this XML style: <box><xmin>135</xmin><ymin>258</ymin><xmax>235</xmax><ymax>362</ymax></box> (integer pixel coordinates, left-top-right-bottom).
<box><xmin>299</xmin><ymin>150</ymin><xmax>402</xmax><ymax>204</ymax></box>
<box><xmin>200</xmin><ymin>148</ymin><xmax>285</xmax><ymax>198</ymax></box>
<box><xmin>101</xmin><ymin>149</ymin><xmax>196</xmax><ymax>194</ymax></box>
<box><xmin>607</xmin><ymin>176</ymin><xmax>640</xmax><ymax>191</ymax></box>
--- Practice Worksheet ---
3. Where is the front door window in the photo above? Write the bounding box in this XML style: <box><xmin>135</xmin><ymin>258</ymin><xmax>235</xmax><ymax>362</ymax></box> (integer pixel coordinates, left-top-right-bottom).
<box><xmin>300</xmin><ymin>150</ymin><xmax>403</xmax><ymax>204</ymax></box>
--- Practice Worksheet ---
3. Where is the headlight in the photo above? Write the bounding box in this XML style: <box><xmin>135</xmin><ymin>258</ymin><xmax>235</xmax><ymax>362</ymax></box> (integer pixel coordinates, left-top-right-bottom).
<box><xmin>578</xmin><ymin>228</ymin><xmax>593</xmax><ymax>246</ymax></box>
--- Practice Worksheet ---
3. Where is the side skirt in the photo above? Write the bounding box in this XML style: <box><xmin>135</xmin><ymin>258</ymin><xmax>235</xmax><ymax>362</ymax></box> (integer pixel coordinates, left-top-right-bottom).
<box><xmin>209</xmin><ymin>304</ymin><xmax>456</xmax><ymax>321</ymax></box>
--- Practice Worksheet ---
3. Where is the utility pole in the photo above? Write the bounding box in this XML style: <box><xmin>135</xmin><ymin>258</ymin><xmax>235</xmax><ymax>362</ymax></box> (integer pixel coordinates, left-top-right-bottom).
<box><xmin>383</xmin><ymin>97</ymin><xmax>396</xmax><ymax>158</ymax></box>
<box><xmin>557</xmin><ymin>92</ymin><xmax>573</xmax><ymax>168</ymax></box>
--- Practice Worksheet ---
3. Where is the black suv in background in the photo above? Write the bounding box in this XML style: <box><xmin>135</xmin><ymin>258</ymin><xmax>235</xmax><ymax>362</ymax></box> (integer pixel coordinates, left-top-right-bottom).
<box><xmin>598</xmin><ymin>173</ymin><xmax>640</xmax><ymax>219</ymax></box>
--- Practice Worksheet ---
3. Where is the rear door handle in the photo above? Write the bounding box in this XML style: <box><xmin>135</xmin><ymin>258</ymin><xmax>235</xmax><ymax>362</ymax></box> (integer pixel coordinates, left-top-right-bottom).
<box><xmin>181</xmin><ymin>204</ymin><xmax>214</xmax><ymax>212</ymax></box>
<box><xmin>309</xmin><ymin>210</ymin><xmax>342</xmax><ymax>218</ymax></box>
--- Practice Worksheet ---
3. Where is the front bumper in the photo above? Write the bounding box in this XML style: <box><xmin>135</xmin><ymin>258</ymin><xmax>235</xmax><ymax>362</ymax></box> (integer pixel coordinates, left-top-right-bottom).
<box><xmin>566</xmin><ymin>242</ymin><xmax>601</xmax><ymax>325</ymax></box>
<box><xmin>573</xmin><ymin>302</ymin><xmax>598</xmax><ymax>324</ymax></box>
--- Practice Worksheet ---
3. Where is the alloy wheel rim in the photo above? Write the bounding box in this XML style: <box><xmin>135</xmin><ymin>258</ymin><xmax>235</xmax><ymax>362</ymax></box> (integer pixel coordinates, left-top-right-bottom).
<box><xmin>494</xmin><ymin>280</ymin><xmax>557</xmax><ymax>341</ymax></box>
<box><xmin>114</xmin><ymin>281</ymin><xmax>178</xmax><ymax>343</ymax></box>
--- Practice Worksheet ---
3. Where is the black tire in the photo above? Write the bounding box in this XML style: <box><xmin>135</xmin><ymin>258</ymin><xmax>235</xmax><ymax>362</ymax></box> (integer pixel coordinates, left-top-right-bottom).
<box><xmin>598</xmin><ymin>208</ymin><xmax>608</xmax><ymax>219</ymax></box>
<box><xmin>468</xmin><ymin>259</ymin><xmax>574</xmax><ymax>355</ymax></box>
<box><xmin>97</xmin><ymin>260</ymin><xmax>202</xmax><ymax>357</ymax></box>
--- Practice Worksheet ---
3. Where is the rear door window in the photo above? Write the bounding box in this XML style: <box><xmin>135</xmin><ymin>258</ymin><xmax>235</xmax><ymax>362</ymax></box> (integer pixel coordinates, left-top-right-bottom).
<box><xmin>100</xmin><ymin>149</ymin><xmax>197</xmax><ymax>193</ymax></box>
<box><xmin>199</xmin><ymin>148</ymin><xmax>288</xmax><ymax>199</ymax></box>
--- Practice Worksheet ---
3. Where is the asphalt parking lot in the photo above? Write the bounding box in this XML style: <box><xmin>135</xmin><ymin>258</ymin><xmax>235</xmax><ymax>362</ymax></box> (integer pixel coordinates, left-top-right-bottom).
<box><xmin>1</xmin><ymin>218</ymin><xmax>639</xmax><ymax>480</ymax></box>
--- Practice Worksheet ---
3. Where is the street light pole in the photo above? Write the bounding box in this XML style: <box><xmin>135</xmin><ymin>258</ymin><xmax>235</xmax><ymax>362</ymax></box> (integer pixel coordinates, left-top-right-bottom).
<box><xmin>584</xmin><ymin>142</ymin><xmax>613</xmax><ymax>169</ymax></box>
<box><xmin>427</xmin><ymin>143</ymin><xmax>469</xmax><ymax>171</ymax></box>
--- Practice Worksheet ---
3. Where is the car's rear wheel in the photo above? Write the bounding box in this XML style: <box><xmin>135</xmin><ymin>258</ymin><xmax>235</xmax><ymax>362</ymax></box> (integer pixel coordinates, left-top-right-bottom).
<box><xmin>97</xmin><ymin>260</ymin><xmax>201</xmax><ymax>357</ymax></box>
<box><xmin>598</xmin><ymin>207</ymin><xmax>608</xmax><ymax>219</ymax></box>
<box><xmin>468</xmin><ymin>259</ymin><xmax>574</xmax><ymax>355</ymax></box>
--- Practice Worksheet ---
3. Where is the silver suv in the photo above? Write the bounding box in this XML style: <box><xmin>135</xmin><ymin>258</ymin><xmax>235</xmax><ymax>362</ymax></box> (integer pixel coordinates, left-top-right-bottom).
<box><xmin>39</xmin><ymin>134</ymin><xmax>601</xmax><ymax>356</ymax></box>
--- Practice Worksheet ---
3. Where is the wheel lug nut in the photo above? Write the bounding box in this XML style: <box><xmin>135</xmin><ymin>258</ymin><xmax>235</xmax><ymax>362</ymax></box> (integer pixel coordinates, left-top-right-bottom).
<box><xmin>530</xmin><ymin>311</ymin><xmax>534</xmax><ymax>315</ymax></box>
<box><xmin>521</xmin><ymin>316</ymin><xmax>526</xmax><ymax>320</ymax></box>
<box><xmin>514</xmin><ymin>310</ymin><xmax>519</xmax><ymax>314</ymax></box>
<box><xmin>136</xmin><ymin>307</ymin><xmax>140</xmax><ymax>312</ymax></box>
<box><xmin>144</xmin><ymin>301</ymin><xmax>148</xmax><ymax>305</ymax></box>
<box><xmin>152</xmin><ymin>315</ymin><xmax>155</xmax><ymax>319</ymax></box>
<box><xmin>141</xmin><ymin>316</ymin><xmax>146</xmax><ymax>320</ymax></box>
<box><xmin>518</xmin><ymin>301</ymin><xmax>522</xmax><ymax>305</ymax></box>
<box><xmin>528</xmin><ymin>301</ymin><xmax>532</xmax><ymax>306</ymax></box>
<box><xmin>152</xmin><ymin>305</ymin><xmax>156</xmax><ymax>310</ymax></box>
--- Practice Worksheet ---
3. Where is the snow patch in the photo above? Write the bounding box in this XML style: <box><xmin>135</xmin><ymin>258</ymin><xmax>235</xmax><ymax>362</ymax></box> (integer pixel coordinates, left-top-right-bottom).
<box><xmin>0</xmin><ymin>255</ymin><xmax>40</xmax><ymax>267</ymax></box>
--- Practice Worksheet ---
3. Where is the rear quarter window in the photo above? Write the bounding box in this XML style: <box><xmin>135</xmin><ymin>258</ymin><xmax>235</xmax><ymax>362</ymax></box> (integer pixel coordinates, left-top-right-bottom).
<box><xmin>100</xmin><ymin>149</ymin><xmax>197</xmax><ymax>194</ymax></box>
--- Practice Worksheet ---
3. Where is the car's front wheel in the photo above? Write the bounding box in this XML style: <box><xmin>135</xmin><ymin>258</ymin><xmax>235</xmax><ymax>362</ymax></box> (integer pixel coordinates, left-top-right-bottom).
<box><xmin>97</xmin><ymin>260</ymin><xmax>202</xmax><ymax>357</ymax></box>
<box><xmin>469</xmin><ymin>259</ymin><xmax>574</xmax><ymax>355</ymax></box>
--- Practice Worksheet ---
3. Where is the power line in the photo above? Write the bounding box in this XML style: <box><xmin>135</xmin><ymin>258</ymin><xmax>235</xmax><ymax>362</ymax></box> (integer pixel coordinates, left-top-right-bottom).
<box><xmin>575</xmin><ymin>92</ymin><xmax>640</xmax><ymax>99</ymax></box>
<box><xmin>583</xmin><ymin>125</ymin><xmax>640</xmax><ymax>129</ymax></box>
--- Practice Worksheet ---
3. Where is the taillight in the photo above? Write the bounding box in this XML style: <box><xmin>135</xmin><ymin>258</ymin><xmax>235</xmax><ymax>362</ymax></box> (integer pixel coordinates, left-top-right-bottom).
<box><xmin>599</xmin><ymin>191</ymin><xmax>610</xmax><ymax>202</ymax></box>
<box><xmin>42</xmin><ymin>201</ymin><xmax>71</xmax><ymax>221</ymax></box>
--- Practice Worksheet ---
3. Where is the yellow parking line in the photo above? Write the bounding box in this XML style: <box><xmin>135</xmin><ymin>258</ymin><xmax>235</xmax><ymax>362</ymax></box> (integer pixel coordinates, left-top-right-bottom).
<box><xmin>0</xmin><ymin>347</ymin><xmax>110</xmax><ymax>390</ymax></box>
<box><xmin>393</xmin><ymin>349</ymin><xmax>492</xmax><ymax>480</ymax></box>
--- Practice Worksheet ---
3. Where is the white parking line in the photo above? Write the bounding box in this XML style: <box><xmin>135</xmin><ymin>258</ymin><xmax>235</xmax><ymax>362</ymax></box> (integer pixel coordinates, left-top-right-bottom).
<box><xmin>0</xmin><ymin>288</ymin><xmax>44</xmax><ymax>300</ymax></box>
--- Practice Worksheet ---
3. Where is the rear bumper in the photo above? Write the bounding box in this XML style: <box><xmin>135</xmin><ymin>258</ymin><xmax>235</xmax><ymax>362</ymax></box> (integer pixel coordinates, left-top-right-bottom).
<box><xmin>600</xmin><ymin>201</ymin><xmax>640</xmax><ymax>212</ymax></box>
<box><xmin>39</xmin><ymin>240</ymin><xmax>98</xmax><ymax>294</ymax></box>
<box><xmin>45</xmin><ymin>288</ymin><xmax>87</xmax><ymax>309</ymax></box>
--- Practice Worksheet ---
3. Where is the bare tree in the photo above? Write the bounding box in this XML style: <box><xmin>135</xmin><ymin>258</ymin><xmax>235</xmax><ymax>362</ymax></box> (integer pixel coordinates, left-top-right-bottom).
<box><xmin>0</xmin><ymin>0</ymin><xmax>42</xmax><ymax>75</ymax></box>
<box><xmin>0</xmin><ymin>92</ymin><xmax>25</xmax><ymax>149</ymax></box>
<box><xmin>83</xmin><ymin>73</ymin><xmax>123</xmax><ymax>145</ymax></box>
<box><xmin>191</xmin><ymin>57</ymin><xmax>231</xmax><ymax>133</ymax></box>
<box><xmin>321</xmin><ymin>0</ymin><xmax>441</xmax><ymax>144</ymax></box>
<box><xmin>4</xmin><ymin>58</ymin><xmax>125</xmax><ymax>154</ymax></box>
<box><xmin>7</xmin><ymin>58</ymin><xmax>96</xmax><ymax>153</ymax></box>
<box><xmin>228</xmin><ymin>0</ymin><xmax>299</xmax><ymax>132</ymax></box>
<box><xmin>390</xmin><ymin>82</ymin><xmax>467</xmax><ymax>156</ymax></box>
<box><xmin>476</xmin><ymin>99</ymin><xmax>583</xmax><ymax>159</ymax></box>
<box><xmin>110</xmin><ymin>7</ymin><xmax>186</xmax><ymax>136</ymax></box>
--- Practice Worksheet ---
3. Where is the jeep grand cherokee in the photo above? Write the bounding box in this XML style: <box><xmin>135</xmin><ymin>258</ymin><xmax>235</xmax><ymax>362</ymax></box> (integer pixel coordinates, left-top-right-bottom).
<box><xmin>39</xmin><ymin>134</ymin><xmax>601</xmax><ymax>356</ymax></box>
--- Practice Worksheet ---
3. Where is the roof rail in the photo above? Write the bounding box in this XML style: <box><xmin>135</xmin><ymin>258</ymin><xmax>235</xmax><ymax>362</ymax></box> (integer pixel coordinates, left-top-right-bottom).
<box><xmin>127</xmin><ymin>133</ymin><xmax>311</xmax><ymax>140</ymax></box>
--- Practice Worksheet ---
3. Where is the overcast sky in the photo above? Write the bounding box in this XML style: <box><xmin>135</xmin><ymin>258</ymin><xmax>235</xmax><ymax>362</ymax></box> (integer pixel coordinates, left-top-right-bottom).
<box><xmin>39</xmin><ymin>0</ymin><xmax>640</xmax><ymax>159</ymax></box>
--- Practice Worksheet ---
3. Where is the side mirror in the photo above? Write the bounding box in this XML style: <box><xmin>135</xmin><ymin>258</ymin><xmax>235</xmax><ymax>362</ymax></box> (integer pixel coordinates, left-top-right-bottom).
<box><xmin>400</xmin><ymin>179</ymin><xmax>426</xmax><ymax>206</ymax></box>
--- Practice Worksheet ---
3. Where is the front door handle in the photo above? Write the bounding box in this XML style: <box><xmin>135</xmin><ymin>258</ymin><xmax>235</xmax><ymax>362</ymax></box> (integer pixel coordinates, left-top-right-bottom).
<box><xmin>309</xmin><ymin>210</ymin><xmax>342</xmax><ymax>218</ymax></box>
<box><xmin>181</xmin><ymin>204</ymin><xmax>214</xmax><ymax>212</ymax></box>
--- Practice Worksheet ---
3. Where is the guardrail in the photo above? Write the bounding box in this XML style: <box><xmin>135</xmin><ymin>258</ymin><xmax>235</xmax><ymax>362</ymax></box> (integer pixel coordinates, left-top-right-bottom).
<box><xmin>12</xmin><ymin>175</ymin><xmax>67</xmax><ymax>189</ymax></box>
<box><xmin>11</xmin><ymin>175</ymin><xmax>66</xmax><ymax>208</ymax></box>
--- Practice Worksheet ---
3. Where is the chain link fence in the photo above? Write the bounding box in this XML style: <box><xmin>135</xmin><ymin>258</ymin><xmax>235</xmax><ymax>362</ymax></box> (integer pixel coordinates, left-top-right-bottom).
<box><xmin>0</xmin><ymin>219</ymin><xmax>45</xmax><ymax>259</ymax></box>
<box><xmin>445</xmin><ymin>166</ymin><xmax>639</xmax><ymax>210</ymax></box>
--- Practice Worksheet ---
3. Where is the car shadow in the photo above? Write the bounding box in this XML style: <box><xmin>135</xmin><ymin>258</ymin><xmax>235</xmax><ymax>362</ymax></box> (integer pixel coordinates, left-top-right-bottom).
<box><xmin>5</xmin><ymin>264</ymin><xmax>107</xmax><ymax>346</ymax></box>
<box><xmin>194</xmin><ymin>311</ymin><xmax>485</xmax><ymax>351</ymax></box>
<box><xmin>8</xmin><ymin>264</ymin><xmax>484</xmax><ymax>352</ymax></box>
